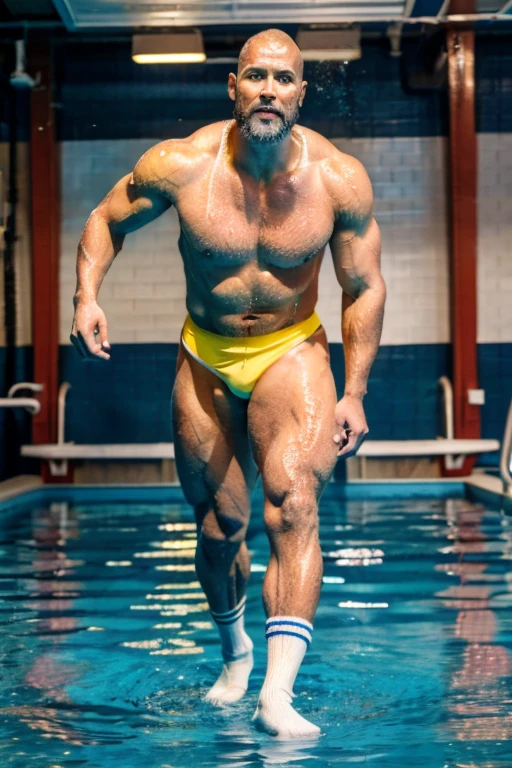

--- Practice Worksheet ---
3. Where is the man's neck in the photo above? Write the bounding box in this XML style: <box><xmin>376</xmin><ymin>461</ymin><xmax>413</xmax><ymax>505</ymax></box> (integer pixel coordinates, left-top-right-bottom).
<box><xmin>230</xmin><ymin>125</ymin><xmax>297</xmax><ymax>182</ymax></box>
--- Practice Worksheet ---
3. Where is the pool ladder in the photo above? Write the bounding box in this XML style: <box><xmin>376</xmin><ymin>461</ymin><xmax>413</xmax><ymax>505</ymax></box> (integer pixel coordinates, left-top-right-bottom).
<box><xmin>0</xmin><ymin>382</ymin><xmax>43</xmax><ymax>414</ymax></box>
<box><xmin>439</xmin><ymin>378</ymin><xmax>512</xmax><ymax>497</ymax></box>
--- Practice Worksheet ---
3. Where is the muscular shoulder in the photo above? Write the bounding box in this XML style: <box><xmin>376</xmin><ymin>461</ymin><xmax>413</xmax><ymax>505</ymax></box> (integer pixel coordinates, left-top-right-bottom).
<box><xmin>131</xmin><ymin>122</ymin><xmax>228</xmax><ymax>199</ymax></box>
<box><xmin>300</xmin><ymin>126</ymin><xmax>373</xmax><ymax>226</ymax></box>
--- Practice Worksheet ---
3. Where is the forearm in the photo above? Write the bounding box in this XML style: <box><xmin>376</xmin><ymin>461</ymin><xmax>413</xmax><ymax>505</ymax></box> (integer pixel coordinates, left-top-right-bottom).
<box><xmin>74</xmin><ymin>211</ymin><xmax>124</xmax><ymax>305</ymax></box>
<box><xmin>341</xmin><ymin>280</ymin><xmax>386</xmax><ymax>398</ymax></box>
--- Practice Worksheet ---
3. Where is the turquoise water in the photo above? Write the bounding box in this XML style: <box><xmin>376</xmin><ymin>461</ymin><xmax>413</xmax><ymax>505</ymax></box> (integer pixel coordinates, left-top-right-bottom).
<box><xmin>0</xmin><ymin>492</ymin><xmax>511</xmax><ymax>767</ymax></box>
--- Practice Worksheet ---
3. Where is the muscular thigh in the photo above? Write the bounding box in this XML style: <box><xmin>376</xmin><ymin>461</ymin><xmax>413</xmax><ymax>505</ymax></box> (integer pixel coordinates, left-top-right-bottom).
<box><xmin>172</xmin><ymin>346</ymin><xmax>257</xmax><ymax>528</ymax></box>
<box><xmin>247</xmin><ymin>327</ymin><xmax>338</xmax><ymax>504</ymax></box>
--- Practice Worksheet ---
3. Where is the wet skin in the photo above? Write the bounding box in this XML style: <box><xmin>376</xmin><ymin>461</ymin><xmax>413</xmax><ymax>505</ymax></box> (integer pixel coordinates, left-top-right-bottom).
<box><xmin>71</xmin><ymin>32</ymin><xmax>386</xmax><ymax>621</ymax></box>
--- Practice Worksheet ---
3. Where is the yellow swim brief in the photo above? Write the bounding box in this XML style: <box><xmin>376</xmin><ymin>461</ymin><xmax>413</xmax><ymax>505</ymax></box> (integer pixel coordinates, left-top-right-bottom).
<box><xmin>181</xmin><ymin>311</ymin><xmax>322</xmax><ymax>399</ymax></box>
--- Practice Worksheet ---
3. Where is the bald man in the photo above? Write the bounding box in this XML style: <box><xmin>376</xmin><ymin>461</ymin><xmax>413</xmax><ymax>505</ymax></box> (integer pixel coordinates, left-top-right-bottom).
<box><xmin>71</xmin><ymin>29</ymin><xmax>386</xmax><ymax>738</ymax></box>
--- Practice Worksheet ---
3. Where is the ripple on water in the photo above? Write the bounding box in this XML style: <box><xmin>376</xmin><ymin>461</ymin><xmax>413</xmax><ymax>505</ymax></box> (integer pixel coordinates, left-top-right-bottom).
<box><xmin>0</xmin><ymin>496</ymin><xmax>510</xmax><ymax>767</ymax></box>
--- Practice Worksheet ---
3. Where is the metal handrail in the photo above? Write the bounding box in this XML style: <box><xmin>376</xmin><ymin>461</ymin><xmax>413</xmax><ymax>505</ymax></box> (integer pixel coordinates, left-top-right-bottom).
<box><xmin>437</xmin><ymin>376</ymin><xmax>462</xmax><ymax>469</ymax></box>
<box><xmin>7</xmin><ymin>382</ymin><xmax>43</xmax><ymax>398</ymax></box>
<box><xmin>1</xmin><ymin>381</ymin><xmax>44</xmax><ymax>414</ymax></box>
<box><xmin>438</xmin><ymin>376</ymin><xmax>454</xmax><ymax>440</ymax></box>
<box><xmin>0</xmin><ymin>398</ymin><xmax>41</xmax><ymax>414</ymax></box>
<box><xmin>57</xmin><ymin>382</ymin><xmax>71</xmax><ymax>446</ymax></box>
<box><xmin>500</xmin><ymin>398</ymin><xmax>512</xmax><ymax>497</ymax></box>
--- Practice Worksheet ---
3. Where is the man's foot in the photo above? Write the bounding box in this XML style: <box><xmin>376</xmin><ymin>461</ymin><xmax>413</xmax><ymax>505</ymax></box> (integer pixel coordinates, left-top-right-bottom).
<box><xmin>205</xmin><ymin>643</ymin><xmax>253</xmax><ymax>706</ymax></box>
<box><xmin>252</xmin><ymin>691</ymin><xmax>321</xmax><ymax>739</ymax></box>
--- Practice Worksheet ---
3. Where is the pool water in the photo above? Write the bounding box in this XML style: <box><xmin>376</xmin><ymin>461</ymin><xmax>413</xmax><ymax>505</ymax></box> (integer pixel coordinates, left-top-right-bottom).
<box><xmin>0</xmin><ymin>492</ymin><xmax>511</xmax><ymax>767</ymax></box>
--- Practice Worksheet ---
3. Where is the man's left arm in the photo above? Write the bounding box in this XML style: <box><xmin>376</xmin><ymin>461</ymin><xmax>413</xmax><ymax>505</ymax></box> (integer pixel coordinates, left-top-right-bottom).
<box><xmin>328</xmin><ymin>158</ymin><xmax>386</xmax><ymax>458</ymax></box>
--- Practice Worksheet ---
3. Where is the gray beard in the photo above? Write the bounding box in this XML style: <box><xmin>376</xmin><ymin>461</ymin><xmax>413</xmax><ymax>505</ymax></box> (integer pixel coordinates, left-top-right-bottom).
<box><xmin>233</xmin><ymin>101</ymin><xmax>300</xmax><ymax>145</ymax></box>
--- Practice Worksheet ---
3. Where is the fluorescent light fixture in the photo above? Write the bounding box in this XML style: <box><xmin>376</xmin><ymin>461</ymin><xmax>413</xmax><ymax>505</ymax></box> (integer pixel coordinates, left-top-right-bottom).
<box><xmin>296</xmin><ymin>28</ymin><xmax>362</xmax><ymax>61</ymax></box>
<box><xmin>132</xmin><ymin>31</ymin><xmax>206</xmax><ymax>64</ymax></box>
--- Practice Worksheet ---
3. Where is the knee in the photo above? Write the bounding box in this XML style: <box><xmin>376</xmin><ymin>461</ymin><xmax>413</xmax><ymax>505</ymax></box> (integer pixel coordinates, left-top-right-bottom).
<box><xmin>196</xmin><ymin>497</ymin><xmax>249</xmax><ymax>552</ymax></box>
<box><xmin>264</xmin><ymin>489</ymin><xmax>319</xmax><ymax>537</ymax></box>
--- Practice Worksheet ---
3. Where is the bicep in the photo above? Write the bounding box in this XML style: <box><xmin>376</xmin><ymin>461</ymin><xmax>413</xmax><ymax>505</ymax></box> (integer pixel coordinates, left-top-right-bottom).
<box><xmin>330</xmin><ymin>216</ymin><xmax>382</xmax><ymax>297</ymax></box>
<box><xmin>95</xmin><ymin>173</ymin><xmax>171</xmax><ymax>235</ymax></box>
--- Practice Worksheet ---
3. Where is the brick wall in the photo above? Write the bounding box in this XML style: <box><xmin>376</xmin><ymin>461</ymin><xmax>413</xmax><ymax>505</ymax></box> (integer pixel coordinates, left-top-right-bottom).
<box><xmin>477</xmin><ymin>132</ymin><xmax>512</xmax><ymax>343</ymax></box>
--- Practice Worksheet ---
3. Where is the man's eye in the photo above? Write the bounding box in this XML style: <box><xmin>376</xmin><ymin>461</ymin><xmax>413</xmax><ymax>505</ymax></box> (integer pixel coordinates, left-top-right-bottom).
<box><xmin>279</xmin><ymin>77</ymin><xmax>291</xmax><ymax>83</ymax></box>
<box><xmin>249</xmin><ymin>73</ymin><xmax>261</xmax><ymax>80</ymax></box>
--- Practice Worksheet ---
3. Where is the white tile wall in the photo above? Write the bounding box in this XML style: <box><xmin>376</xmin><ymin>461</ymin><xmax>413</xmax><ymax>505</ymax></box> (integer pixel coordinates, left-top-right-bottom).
<box><xmin>60</xmin><ymin>136</ymin><xmax>452</xmax><ymax>346</ymax></box>
<box><xmin>0</xmin><ymin>135</ymin><xmax>503</xmax><ymax>353</ymax></box>
<box><xmin>60</xmin><ymin>140</ymin><xmax>186</xmax><ymax>344</ymax></box>
<box><xmin>327</xmin><ymin>136</ymin><xmax>450</xmax><ymax>345</ymax></box>
<box><xmin>477</xmin><ymin>133</ymin><xmax>512</xmax><ymax>343</ymax></box>
<box><xmin>0</xmin><ymin>143</ymin><xmax>32</xmax><ymax>347</ymax></box>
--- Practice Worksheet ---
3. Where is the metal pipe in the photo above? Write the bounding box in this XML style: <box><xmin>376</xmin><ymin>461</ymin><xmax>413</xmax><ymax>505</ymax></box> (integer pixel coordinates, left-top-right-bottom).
<box><xmin>438</xmin><ymin>376</ymin><xmax>454</xmax><ymax>440</ymax></box>
<box><xmin>57</xmin><ymin>382</ymin><xmax>71</xmax><ymax>446</ymax></box>
<box><xmin>7</xmin><ymin>381</ymin><xmax>44</xmax><ymax>398</ymax></box>
<box><xmin>500</xmin><ymin>399</ymin><xmax>512</xmax><ymax>497</ymax></box>
<box><xmin>46</xmin><ymin>13</ymin><xmax>512</xmax><ymax>29</ymax></box>
<box><xmin>0</xmin><ymin>398</ymin><xmax>41</xmax><ymax>414</ymax></box>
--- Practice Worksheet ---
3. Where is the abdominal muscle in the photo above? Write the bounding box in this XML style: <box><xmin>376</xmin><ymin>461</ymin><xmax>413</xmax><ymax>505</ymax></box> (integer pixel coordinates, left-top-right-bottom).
<box><xmin>184</xmin><ymin>256</ymin><xmax>323</xmax><ymax>337</ymax></box>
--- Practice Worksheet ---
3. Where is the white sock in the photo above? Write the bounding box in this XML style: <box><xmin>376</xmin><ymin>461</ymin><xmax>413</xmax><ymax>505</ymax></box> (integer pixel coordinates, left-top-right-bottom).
<box><xmin>205</xmin><ymin>596</ymin><xmax>253</xmax><ymax>706</ymax></box>
<box><xmin>253</xmin><ymin>616</ymin><xmax>320</xmax><ymax>739</ymax></box>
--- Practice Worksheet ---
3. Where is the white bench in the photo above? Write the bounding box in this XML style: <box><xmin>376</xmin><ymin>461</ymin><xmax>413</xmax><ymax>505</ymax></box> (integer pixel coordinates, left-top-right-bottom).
<box><xmin>22</xmin><ymin>438</ymin><xmax>499</xmax><ymax>478</ymax></box>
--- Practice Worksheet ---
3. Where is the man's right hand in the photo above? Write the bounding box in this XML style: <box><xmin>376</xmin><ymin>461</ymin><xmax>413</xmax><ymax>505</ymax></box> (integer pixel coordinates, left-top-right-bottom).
<box><xmin>70</xmin><ymin>300</ymin><xmax>111</xmax><ymax>361</ymax></box>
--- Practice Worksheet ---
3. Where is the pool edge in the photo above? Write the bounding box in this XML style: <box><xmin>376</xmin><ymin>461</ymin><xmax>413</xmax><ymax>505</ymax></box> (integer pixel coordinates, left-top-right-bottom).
<box><xmin>0</xmin><ymin>475</ymin><xmax>483</xmax><ymax>512</ymax></box>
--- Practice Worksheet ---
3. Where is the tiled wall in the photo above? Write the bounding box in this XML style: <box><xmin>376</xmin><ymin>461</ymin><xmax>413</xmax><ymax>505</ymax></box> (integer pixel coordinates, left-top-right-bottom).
<box><xmin>52</xmin><ymin>36</ymin><xmax>512</xmax><ymax>457</ymax></box>
<box><xmin>56</xmin><ymin>39</ymin><xmax>447</xmax><ymax>142</ymax></box>
<box><xmin>60</xmin><ymin>140</ymin><xmax>186</xmax><ymax>344</ymax></box>
<box><xmin>477</xmin><ymin>133</ymin><xmax>512</xmax><ymax>344</ymax></box>
<box><xmin>0</xmin><ymin>36</ymin><xmax>510</xmax><ymax>482</ymax></box>
<box><xmin>0</xmin><ymin>142</ymin><xmax>33</xmax><ymax>481</ymax></box>
<box><xmin>60</xmin><ymin>135</ymin><xmax>450</xmax><ymax>347</ymax></box>
<box><xmin>0</xmin><ymin>142</ymin><xmax>32</xmax><ymax>348</ymax></box>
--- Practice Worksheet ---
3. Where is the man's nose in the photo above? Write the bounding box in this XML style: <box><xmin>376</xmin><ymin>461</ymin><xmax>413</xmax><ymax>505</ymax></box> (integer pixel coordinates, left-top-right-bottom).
<box><xmin>260</xmin><ymin>77</ymin><xmax>276</xmax><ymax>99</ymax></box>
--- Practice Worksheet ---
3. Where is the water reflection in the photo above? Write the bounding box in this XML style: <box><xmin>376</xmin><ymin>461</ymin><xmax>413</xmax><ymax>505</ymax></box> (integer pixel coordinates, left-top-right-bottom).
<box><xmin>0</xmin><ymin>494</ymin><xmax>510</xmax><ymax>766</ymax></box>
<box><xmin>437</xmin><ymin>499</ymin><xmax>512</xmax><ymax>748</ymax></box>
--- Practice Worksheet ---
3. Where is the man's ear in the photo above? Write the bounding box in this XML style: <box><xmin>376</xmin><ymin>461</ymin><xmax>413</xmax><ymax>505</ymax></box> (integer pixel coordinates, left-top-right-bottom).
<box><xmin>228</xmin><ymin>72</ymin><xmax>237</xmax><ymax>102</ymax></box>
<box><xmin>299</xmin><ymin>80</ymin><xmax>308</xmax><ymax>107</ymax></box>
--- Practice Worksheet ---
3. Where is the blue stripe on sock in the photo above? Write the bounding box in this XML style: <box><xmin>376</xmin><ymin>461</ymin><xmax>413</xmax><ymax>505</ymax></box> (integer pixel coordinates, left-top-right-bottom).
<box><xmin>265</xmin><ymin>630</ymin><xmax>311</xmax><ymax>646</ymax></box>
<box><xmin>212</xmin><ymin>606</ymin><xmax>245</xmax><ymax>625</ymax></box>
<box><xmin>213</xmin><ymin>612</ymin><xmax>244</xmax><ymax>625</ymax></box>
<box><xmin>265</xmin><ymin>619</ymin><xmax>313</xmax><ymax>634</ymax></box>
<box><xmin>211</xmin><ymin>598</ymin><xmax>246</xmax><ymax>620</ymax></box>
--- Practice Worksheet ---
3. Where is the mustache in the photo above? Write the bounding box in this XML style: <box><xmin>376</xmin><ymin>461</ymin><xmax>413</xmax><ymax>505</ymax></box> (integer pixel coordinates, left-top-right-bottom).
<box><xmin>251</xmin><ymin>105</ymin><xmax>284</xmax><ymax>118</ymax></box>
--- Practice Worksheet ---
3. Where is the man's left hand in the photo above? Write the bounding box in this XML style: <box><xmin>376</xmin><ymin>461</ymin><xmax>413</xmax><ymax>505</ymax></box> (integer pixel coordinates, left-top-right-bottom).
<box><xmin>333</xmin><ymin>395</ymin><xmax>369</xmax><ymax>458</ymax></box>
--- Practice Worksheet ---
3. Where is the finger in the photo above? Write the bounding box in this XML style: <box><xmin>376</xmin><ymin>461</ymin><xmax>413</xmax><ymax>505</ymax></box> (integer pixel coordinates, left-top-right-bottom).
<box><xmin>85</xmin><ymin>328</ymin><xmax>111</xmax><ymax>360</ymax></box>
<box><xmin>97</xmin><ymin>317</ymin><xmax>110</xmax><ymax>350</ymax></box>
<box><xmin>94</xmin><ymin>347</ymin><xmax>111</xmax><ymax>361</ymax></box>
<box><xmin>78</xmin><ymin>330</ymin><xmax>110</xmax><ymax>361</ymax></box>
<box><xmin>337</xmin><ymin>430</ymin><xmax>366</xmax><ymax>459</ymax></box>
<box><xmin>333</xmin><ymin>426</ymin><xmax>348</xmax><ymax>445</ymax></box>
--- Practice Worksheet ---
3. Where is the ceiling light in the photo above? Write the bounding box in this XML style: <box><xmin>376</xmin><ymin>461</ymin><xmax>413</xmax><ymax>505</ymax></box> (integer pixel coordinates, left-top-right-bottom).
<box><xmin>132</xmin><ymin>31</ymin><xmax>206</xmax><ymax>64</ymax></box>
<box><xmin>296</xmin><ymin>28</ymin><xmax>362</xmax><ymax>62</ymax></box>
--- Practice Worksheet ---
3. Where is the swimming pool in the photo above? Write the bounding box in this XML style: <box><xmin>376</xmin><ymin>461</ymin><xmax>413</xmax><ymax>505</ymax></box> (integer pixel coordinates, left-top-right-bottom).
<box><xmin>0</xmin><ymin>485</ymin><xmax>510</xmax><ymax>767</ymax></box>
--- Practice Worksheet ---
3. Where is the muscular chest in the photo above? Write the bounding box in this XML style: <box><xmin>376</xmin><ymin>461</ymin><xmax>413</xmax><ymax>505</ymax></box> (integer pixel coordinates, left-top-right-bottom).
<box><xmin>176</xmin><ymin>164</ymin><xmax>333</xmax><ymax>267</ymax></box>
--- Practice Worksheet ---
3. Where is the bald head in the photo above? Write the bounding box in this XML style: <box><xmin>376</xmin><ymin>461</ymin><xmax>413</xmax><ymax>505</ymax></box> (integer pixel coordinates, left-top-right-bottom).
<box><xmin>238</xmin><ymin>29</ymin><xmax>304</xmax><ymax>80</ymax></box>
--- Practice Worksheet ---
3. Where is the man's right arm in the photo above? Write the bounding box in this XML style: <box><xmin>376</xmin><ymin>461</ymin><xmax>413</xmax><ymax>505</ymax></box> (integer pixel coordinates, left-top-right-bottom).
<box><xmin>72</xmin><ymin>145</ymin><xmax>173</xmax><ymax>359</ymax></box>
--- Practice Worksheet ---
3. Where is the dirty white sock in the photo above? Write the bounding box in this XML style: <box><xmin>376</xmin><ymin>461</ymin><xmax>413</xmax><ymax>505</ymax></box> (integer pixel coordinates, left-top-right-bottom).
<box><xmin>253</xmin><ymin>616</ymin><xmax>320</xmax><ymax>739</ymax></box>
<box><xmin>205</xmin><ymin>596</ymin><xmax>253</xmax><ymax>705</ymax></box>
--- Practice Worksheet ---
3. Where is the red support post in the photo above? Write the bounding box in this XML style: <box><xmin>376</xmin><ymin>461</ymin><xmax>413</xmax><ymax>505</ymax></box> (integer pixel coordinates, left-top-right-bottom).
<box><xmin>446</xmin><ymin>21</ymin><xmax>481</xmax><ymax>476</ymax></box>
<box><xmin>28</xmin><ymin>41</ymin><xmax>61</xmax><ymax>480</ymax></box>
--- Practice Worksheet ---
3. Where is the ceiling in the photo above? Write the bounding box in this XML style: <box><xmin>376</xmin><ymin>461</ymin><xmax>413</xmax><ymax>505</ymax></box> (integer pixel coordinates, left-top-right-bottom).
<box><xmin>49</xmin><ymin>0</ymin><xmax>512</xmax><ymax>30</ymax></box>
